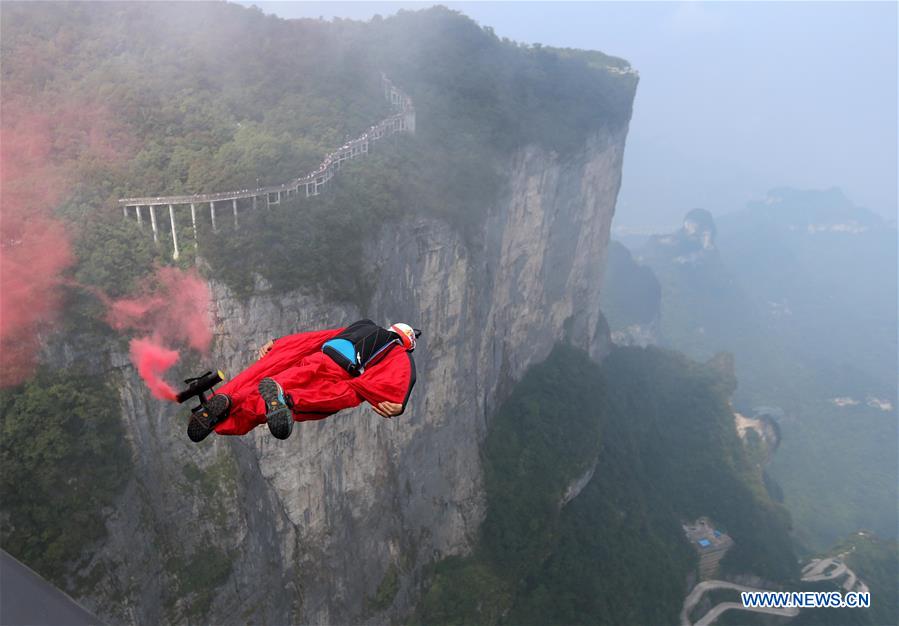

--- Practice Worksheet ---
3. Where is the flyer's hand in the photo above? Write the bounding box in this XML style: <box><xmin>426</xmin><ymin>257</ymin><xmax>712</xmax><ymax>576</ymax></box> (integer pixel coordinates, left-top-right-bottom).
<box><xmin>257</xmin><ymin>339</ymin><xmax>274</xmax><ymax>360</ymax></box>
<box><xmin>372</xmin><ymin>401</ymin><xmax>404</xmax><ymax>418</ymax></box>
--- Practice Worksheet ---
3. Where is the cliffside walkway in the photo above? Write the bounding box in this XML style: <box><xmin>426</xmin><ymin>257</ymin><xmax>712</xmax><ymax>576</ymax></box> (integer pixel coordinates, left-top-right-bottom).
<box><xmin>118</xmin><ymin>74</ymin><xmax>415</xmax><ymax>259</ymax></box>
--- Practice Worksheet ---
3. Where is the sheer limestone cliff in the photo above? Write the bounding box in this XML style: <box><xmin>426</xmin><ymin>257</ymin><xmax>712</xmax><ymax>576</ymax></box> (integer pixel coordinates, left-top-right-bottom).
<box><xmin>75</xmin><ymin>125</ymin><xmax>629</xmax><ymax>625</ymax></box>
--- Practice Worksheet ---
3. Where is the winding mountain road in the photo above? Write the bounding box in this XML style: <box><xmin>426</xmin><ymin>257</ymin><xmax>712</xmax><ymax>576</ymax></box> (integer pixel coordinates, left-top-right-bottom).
<box><xmin>803</xmin><ymin>557</ymin><xmax>865</xmax><ymax>592</ymax></box>
<box><xmin>680</xmin><ymin>581</ymin><xmax>784</xmax><ymax>626</ymax></box>
<box><xmin>694</xmin><ymin>601</ymin><xmax>798</xmax><ymax>626</ymax></box>
<box><xmin>683</xmin><ymin>557</ymin><xmax>865</xmax><ymax>626</ymax></box>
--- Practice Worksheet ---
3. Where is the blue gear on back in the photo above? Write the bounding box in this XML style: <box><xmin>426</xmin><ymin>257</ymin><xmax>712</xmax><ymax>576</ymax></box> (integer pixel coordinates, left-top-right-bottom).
<box><xmin>322</xmin><ymin>338</ymin><xmax>357</xmax><ymax>364</ymax></box>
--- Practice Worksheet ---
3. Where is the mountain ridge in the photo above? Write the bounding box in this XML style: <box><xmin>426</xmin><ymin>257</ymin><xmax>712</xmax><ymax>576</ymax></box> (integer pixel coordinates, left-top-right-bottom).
<box><xmin>603</xmin><ymin>188</ymin><xmax>897</xmax><ymax>552</ymax></box>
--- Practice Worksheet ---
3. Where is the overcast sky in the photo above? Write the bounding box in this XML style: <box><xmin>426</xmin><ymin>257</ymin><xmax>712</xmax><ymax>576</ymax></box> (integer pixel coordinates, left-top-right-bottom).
<box><xmin>246</xmin><ymin>1</ymin><xmax>897</xmax><ymax>230</ymax></box>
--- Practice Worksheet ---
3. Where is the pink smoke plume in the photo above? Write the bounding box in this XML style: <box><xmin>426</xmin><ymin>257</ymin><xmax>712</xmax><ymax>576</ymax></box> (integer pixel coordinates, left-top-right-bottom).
<box><xmin>0</xmin><ymin>91</ymin><xmax>208</xmax><ymax>395</ymax></box>
<box><xmin>107</xmin><ymin>267</ymin><xmax>214</xmax><ymax>401</ymax></box>
<box><xmin>0</xmin><ymin>208</ymin><xmax>73</xmax><ymax>387</ymax></box>
<box><xmin>0</xmin><ymin>96</ymin><xmax>132</xmax><ymax>387</ymax></box>
<box><xmin>130</xmin><ymin>338</ymin><xmax>180</xmax><ymax>401</ymax></box>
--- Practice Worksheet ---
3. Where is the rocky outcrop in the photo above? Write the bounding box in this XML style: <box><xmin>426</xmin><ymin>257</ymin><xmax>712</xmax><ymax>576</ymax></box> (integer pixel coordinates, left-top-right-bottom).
<box><xmin>560</xmin><ymin>459</ymin><xmax>598</xmax><ymax>507</ymax></box>
<box><xmin>734</xmin><ymin>413</ymin><xmax>779</xmax><ymax>449</ymax></box>
<box><xmin>75</xmin><ymin>124</ymin><xmax>629</xmax><ymax>625</ymax></box>
<box><xmin>643</xmin><ymin>208</ymin><xmax>719</xmax><ymax>267</ymax></box>
<box><xmin>734</xmin><ymin>412</ymin><xmax>781</xmax><ymax>466</ymax></box>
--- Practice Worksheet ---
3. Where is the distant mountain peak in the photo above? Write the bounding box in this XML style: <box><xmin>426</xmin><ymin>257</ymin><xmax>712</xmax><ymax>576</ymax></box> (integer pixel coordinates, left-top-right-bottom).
<box><xmin>742</xmin><ymin>187</ymin><xmax>885</xmax><ymax>232</ymax></box>
<box><xmin>762</xmin><ymin>186</ymin><xmax>852</xmax><ymax>209</ymax></box>
<box><xmin>683</xmin><ymin>208</ymin><xmax>717</xmax><ymax>250</ymax></box>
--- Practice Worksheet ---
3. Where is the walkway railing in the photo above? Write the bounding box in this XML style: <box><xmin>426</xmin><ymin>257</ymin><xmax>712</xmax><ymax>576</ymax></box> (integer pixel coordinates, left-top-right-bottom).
<box><xmin>118</xmin><ymin>74</ymin><xmax>414</xmax><ymax>259</ymax></box>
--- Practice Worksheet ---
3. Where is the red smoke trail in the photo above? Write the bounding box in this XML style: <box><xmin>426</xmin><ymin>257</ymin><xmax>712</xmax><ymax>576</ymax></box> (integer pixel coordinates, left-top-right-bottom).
<box><xmin>0</xmin><ymin>186</ymin><xmax>73</xmax><ymax>387</ymax></box>
<box><xmin>0</xmin><ymin>95</ymin><xmax>133</xmax><ymax>387</ymax></box>
<box><xmin>1</xmin><ymin>108</ymin><xmax>74</xmax><ymax>387</ymax></box>
<box><xmin>0</xmin><ymin>93</ymin><xmax>211</xmax><ymax>395</ymax></box>
<box><xmin>130</xmin><ymin>338</ymin><xmax>180</xmax><ymax>401</ymax></box>
<box><xmin>0</xmin><ymin>42</ymin><xmax>206</xmax><ymax>396</ymax></box>
<box><xmin>107</xmin><ymin>267</ymin><xmax>214</xmax><ymax>401</ymax></box>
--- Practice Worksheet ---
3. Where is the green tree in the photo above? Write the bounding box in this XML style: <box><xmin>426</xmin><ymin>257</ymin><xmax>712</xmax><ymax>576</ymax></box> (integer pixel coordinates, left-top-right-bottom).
<box><xmin>0</xmin><ymin>368</ymin><xmax>132</xmax><ymax>583</ymax></box>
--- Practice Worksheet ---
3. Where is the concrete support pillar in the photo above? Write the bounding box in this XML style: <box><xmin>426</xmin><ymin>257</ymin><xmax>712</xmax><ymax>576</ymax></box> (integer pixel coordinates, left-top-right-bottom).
<box><xmin>149</xmin><ymin>205</ymin><xmax>159</xmax><ymax>244</ymax></box>
<box><xmin>168</xmin><ymin>204</ymin><xmax>179</xmax><ymax>260</ymax></box>
<box><xmin>277</xmin><ymin>190</ymin><xmax>281</xmax><ymax>204</ymax></box>
<box><xmin>253</xmin><ymin>195</ymin><xmax>258</xmax><ymax>211</ymax></box>
<box><xmin>190</xmin><ymin>203</ymin><xmax>197</xmax><ymax>240</ymax></box>
<box><xmin>265</xmin><ymin>193</ymin><xmax>270</xmax><ymax>209</ymax></box>
<box><xmin>232</xmin><ymin>198</ymin><xmax>238</xmax><ymax>228</ymax></box>
<box><xmin>210</xmin><ymin>201</ymin><xmax>217</xmax><ymax>233</ymax></box>
<box><xmin>135</xmin><ymin>205</ymin><xmax>143</xmax><ymax>228</ymax></box>
<box><xmin>123</xmin><ymin>205</ymin><xmax>128</xmax><ymax>218</ymax></box>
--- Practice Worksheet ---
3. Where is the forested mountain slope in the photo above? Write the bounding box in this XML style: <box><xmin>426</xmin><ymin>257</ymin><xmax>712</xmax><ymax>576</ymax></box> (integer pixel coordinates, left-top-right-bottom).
<box><xmin>416</xmin><ymin>346</ymin><xmax>797</xmax><ymax>625</ymax></box>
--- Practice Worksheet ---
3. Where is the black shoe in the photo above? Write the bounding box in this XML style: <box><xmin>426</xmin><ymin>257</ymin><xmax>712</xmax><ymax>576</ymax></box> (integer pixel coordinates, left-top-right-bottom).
<box><xmin>187</xmin><ymin>394</ymin><xmax>231</xmax><ymax>443</ymax></box>
<box><xmin>259</xmin><ymin>378</ymin><xmax>294</xmax><ymax>440</ymax></box>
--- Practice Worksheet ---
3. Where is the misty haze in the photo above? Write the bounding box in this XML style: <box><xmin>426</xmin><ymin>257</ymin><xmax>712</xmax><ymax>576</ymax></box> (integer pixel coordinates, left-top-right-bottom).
<box><xmin>0</xmin><ymin>3</ymin><xmax>895</xmax><ymax>626</ymax></box>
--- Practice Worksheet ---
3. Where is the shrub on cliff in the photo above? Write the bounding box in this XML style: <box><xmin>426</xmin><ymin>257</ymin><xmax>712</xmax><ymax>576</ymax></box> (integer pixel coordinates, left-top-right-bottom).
<box><xmin>0</xmin><ymin>368</ymin><xmax>132</xmax><ymax>584</ymax></box>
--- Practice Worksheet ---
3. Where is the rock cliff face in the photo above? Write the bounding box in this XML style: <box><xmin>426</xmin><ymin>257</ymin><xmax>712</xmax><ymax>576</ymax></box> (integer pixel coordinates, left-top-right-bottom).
<box><xmin>77</xmin><ymin>125</ymin><xmax>628</xmax><ymax>625</ymax></box>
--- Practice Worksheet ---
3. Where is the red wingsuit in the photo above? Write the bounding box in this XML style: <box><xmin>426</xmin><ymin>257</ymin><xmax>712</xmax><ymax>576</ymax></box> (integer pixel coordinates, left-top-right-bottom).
<box><xmin>212</xmin><ymin>328</ymin><xmax>416</xmax><ymax>436</ymax></box>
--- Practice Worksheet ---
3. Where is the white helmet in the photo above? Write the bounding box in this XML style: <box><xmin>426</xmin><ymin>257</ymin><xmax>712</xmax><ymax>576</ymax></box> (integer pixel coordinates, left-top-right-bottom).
<box><xmin>390</xmin><ymin>323</ymin><xmax>417</xmax><ymax>351</ymax></box>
